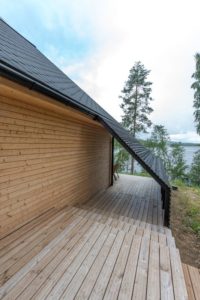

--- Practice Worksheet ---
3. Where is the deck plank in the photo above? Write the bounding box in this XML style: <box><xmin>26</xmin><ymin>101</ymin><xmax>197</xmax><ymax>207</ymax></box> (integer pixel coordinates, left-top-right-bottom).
<box><xmin>60</xmin><ymin>225</ymin><xmax>112</xmax><ymax>300</ymax></box>
<box><xmin>183</xmin><ymin>263</ymin><xmax>200</xmax><ymax>300</ymax></box>
<box><xmin>147</xmin><ymin>240</ymin><xmax>160</xmax><ymax>300</ymax></box>
<box><xmin>132</xmin><ymin>237</ymin><xmax>150</xmax><ymax>300</ymax></box>
<box><xmin>75</xmin><ymin>228</ymin><xmax>118</xmax><ymax>300</ymax></box>
<box><xmin>0</xmin><ymin>208</ymin><xmax>78</xmax><ymax>285</ymax></box>
<box><xmin>188</xmin><ymin>265</ymin><xmax>200</xmax><ymax>300</ymax></box>
<box><xmin>103</xmin><ymin>230</ymin><xmax>134</xmax><ymax>299</ymax></box>
<box><xmin>89</xmin><ymin>230</ymin><xmax>125</xmax><ymax>300</ymax></box>
<box><xmin>182</xmin><ymin>264</ymin><xmax>196</xmax><ymax>300</ymax></box>
<box><xmin>0</xmin><ymin>208</ymin><xmax>56</xmax><ymax>252</ymax></box>
<box><xmin>118</xmin><ymin>235</ymin><xmax>142</xmax><ymax>300</ymax></box>
<box><xmin>0</xmin><ymin>175</ymin><xmax>189</xmax><ymax>300</ymax></box>
<box><xmin>170</xmin><ymin>247</ymin><xmax>188</xmax><ymax>300</ymax></box>
<box><xmin>1</xmin><ymin>217</ymin><xmax>92</xmax><ymax>300</ymax></box>
<box><xmin>44</xmin><ymin>223</ymin><xmax>106</xmax><ymax>299</ymax></box>
<box><xmin>0</xmin><ymin>216</ymin><xmax>83</xmax><ymax>299</ymax></box>
<box><xmin>160</xmin><ymin>245</ymin><xmax>174</xmax><ymax>300</ymax></box>
<box><xmin>31</xmin><ymin>222</ymin><xmax>101</xmax><ymax>300</ymax></box>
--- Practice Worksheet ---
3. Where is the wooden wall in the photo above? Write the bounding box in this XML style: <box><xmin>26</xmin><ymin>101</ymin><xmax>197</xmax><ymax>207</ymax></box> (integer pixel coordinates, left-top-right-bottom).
<box><xmin>0</xmin><ymin>92</ymin><xmax>111</xmax><ymax>238</ymax></box>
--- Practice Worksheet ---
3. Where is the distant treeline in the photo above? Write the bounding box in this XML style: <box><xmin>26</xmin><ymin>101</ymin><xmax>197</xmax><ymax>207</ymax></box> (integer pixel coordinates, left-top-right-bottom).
<box><xmin>137</xmin><ymin>140</ymin><xmax>200</xmax><ymax>147</ymax></box>
<box><xmin>169</xmin><ymin>142</ymin><xmax>200</xmax><ymax>147</ymax></box>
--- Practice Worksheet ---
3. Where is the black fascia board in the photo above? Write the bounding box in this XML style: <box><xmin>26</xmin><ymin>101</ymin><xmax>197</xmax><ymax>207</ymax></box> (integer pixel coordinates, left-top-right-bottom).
<box><xmin>0</xmin><ymin>61</ymin><xmax>99</xmax><ymax>120</ymax></box>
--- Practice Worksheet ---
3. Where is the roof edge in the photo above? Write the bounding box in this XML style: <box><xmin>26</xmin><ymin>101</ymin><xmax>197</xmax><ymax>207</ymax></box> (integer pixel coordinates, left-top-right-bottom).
<box><xmin>0</xmin><ymin>62</ymin><xmax>97</xmax><ymax>119</ymax></box>
<box><xmin>0</xmin><ymin>17</ymin><xmax>36</xmax><ymax>48</ymax></box>
<box><xmin>0</xmin><ymin>60</ymin><xmax>116</xmax><ymax>123</ymax></box>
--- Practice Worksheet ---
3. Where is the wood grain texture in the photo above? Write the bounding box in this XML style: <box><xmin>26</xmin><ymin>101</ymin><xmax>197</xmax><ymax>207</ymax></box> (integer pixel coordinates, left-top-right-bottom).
<box><xmin>0</xmin><ymin>94</ymin><xmax>111</xmax><ymax>238</ymax></box>
<box><xmin>0</xmin><ymin>175</ymin><xmax>188</xmax><ymax>300</ymax></box>
<box><xmin>183</xmin><ymin>263</ymin><xmax>200</xmax><ymax>300</ymax></box>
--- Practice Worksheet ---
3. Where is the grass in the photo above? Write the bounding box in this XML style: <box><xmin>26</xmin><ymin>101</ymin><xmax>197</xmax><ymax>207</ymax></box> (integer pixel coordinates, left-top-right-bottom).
<box><xmin>170</xmin><ymin>182</ymin><xmax>200</xmax><ymax>267</ymax></box>
<box><xmin>172</xmin><ymin>182</ymin><xmax>200</xmax><ymax>236</ymax></box>
<box><xmin>185</xmin><ymin>207</ymin><xmax>200</xmax><ymax>235</ymax></box>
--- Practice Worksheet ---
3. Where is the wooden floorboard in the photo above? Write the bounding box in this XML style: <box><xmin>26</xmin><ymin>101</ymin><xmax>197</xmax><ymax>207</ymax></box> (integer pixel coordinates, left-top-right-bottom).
<box><xmin>0</xmin><ymin>175</ymin><xmax>189</xmax><ymax>300</ymax></box>
<box><xmin>88</xmin><ymin>230</ymin><xmax>125</xmax><ymax>300</ymax></box>
<box><xmin>1</xmin><ymin>218</ymin><xmax>93</xmax><ymax>300</ymax></box>
<box><xmin>75</xmin><ymin>228</ymin><xmax>118</xmax><ymax>300</ymax></box>
<box><xmin>183</xmin><ymin>263</ymin><xmax>200</xmax><ymax>300</ymax></box>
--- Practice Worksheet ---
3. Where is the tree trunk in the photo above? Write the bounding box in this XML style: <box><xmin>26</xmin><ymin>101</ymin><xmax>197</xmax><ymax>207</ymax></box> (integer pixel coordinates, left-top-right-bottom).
<box><xmin>131</xmin><ymin>84</ymin><xmax>137</xmax><ymax>174</ymax></box>
<box><xmin>131</xmin><ymin>156</ymin><xmax>134</xmax><ymax>174</ymax></box>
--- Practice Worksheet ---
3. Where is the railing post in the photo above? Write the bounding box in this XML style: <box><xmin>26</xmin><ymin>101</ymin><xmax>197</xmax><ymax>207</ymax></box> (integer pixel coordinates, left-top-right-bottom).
<box><xmin>163</xmin><ymin>188</ymin><xmax>171</xmax><ymax>227</ymax></box>
<box><xmin>161</xmin><ymin>187</ymin><xmax>165</xmax><ymax>209</ymax></box>
<box><xmin>110</xmin><ymin>136</ymin><xmax>114</xmax><ymax>186</ymax></box>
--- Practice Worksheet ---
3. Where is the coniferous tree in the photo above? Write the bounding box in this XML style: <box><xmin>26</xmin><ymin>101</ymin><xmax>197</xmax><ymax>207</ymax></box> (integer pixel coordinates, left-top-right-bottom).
<box><xmin>145</xmin><ymin>125</ymin><xmax>170</xmax><ymax>169</ymax></box>
<box><xmin>191</xmin><ymin>53</ymin><xmax>200</xmax><ymax>134</ymax></box>
<box><xmin>168</xmin><ymin>143</ymin><xmax>188</xmax><ymax>181</ymax></box>
<box><xmin>119</xmin><ymin>61</ymin><xmax>153</xmax><ymax>173</ymax></box>
<box><xmin>114</xmin><ymin>140</ymin><xmax>129</xmax><ymax>173</ymax></box>
<box><xmin>190</xmin><ymin>150</ymin><xmax>200</xmax><ymax>186</ymax></box>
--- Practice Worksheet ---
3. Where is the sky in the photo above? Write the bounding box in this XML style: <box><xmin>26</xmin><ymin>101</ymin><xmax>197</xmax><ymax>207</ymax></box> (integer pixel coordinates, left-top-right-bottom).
<box><xmin>1</xmin><ymin>0</ymin><xmax>200</xmax><ymax>143</ymax></box>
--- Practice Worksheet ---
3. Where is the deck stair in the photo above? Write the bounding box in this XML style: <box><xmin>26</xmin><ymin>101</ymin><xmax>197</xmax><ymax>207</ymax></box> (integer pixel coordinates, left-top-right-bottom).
<box><xmin>74</xmin><ymin>207</ymin><xmax>176</xmax><ymax>248</ymax></box>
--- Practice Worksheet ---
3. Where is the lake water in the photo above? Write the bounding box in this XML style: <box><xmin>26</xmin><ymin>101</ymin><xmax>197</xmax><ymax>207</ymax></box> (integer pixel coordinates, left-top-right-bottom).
<box><xmin>184</xmin><ymin>146</ymin><xmax>200</xmax><ymax>166</ymax></box>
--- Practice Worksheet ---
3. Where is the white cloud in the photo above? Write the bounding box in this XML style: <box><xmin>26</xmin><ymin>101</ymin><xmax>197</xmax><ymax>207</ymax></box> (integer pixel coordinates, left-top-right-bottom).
<box><xmin>170</xmin><ymin>132</ymin><xmax>200</xmax><ymax>143</ymax></box>
<box><xmin>48</xmin><ymin>0</ymin><xmax>200</xmax><ymax>139</ymax></box>
<box><xmin>3</xmin><ymin>0</ymin><xmax>200</xmax><ymax>142</ymax></box>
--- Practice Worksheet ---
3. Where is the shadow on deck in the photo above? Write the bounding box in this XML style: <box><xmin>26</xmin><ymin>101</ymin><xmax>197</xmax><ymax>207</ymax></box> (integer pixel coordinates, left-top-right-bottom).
<box><xmin>78</xmin><ymin>174</ymin><xmax>164</xmax><ymax>227</ymax></box>
<box><xmin>0</xmin><ymin>175</ymin><xmax>189</xmax><ymax>300</ymax></box>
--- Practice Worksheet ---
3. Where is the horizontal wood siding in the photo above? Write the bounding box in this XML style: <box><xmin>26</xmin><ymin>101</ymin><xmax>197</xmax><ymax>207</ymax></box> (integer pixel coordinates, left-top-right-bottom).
<box><xmin>0</xmin><ymin>96</ymin><xmax>111</xmax><ymax>238</ymax></box>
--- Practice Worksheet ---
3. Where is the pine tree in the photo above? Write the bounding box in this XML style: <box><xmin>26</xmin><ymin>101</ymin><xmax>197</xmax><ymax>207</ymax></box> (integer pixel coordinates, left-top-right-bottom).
<box><xmin>168</xmin><ymin>143</ymin><xmax>188</xmax><ymax>181</ymax></box>
<box><xmin>114</xmin><ymin>140</ymin><xmax>129</xmax><ymax>173</ymax></box>
<box><xmin>190</xmin><ymin>150</ymin><xmax>200</xmax><ymax>186</ymax></box>
<box><xmin>145</xmin><ymin>125</ymin><xmax>170</xmax><ymax>169</ymax></box>
<box><xmin>119</xmin><ymin>61</ymin><xmax>153</xmax><ymax>173</ymax></box>
<box><xmin>191</xmin><ymin>53</ymin><xmax>200</xmax><ymax>134</ymax></box>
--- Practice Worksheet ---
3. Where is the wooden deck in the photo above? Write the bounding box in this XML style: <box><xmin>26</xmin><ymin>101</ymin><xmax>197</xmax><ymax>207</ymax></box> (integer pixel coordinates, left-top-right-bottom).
<box><xmin>79</xmin><ymin>174</ymin><xmax>164</xmax><ymax>227</ymax></box>
<box><xmin>182</xmin><ymin>263</ymin><xmax>200</xmax><ymax>300</ymax></box>
<box><xmin>0</xmin><ymin>175</ymin><xmax>188</xmax><ymax>299</ymax></box>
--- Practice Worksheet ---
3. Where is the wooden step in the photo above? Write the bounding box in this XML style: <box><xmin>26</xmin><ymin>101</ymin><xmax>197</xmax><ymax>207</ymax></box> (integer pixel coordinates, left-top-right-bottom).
<box><xmin>76</xmin><ymin>205</ymin><xmax>166</xmax><ymax>232</ymax></box>
<box><xmin>74</xmin><ymin>207</ymin><xmax>176</xmax><ymax>248</ymax></box>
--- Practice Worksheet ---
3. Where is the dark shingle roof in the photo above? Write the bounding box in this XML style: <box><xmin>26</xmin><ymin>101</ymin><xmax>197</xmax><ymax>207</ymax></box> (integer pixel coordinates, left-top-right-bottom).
<box><xmin>0</xmin><ymin>18</ymin><xmax>112</xmax><ymax>120</ymax></box>
<box><xmin>0</xmin><ymin>18</ymin><xmax>170</xmax><ymax>189</ymax></box>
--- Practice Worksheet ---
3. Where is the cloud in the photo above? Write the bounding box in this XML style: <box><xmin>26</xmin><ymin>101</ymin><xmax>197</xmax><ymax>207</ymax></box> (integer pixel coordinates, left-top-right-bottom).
<box><xmin>50</xmin><ymin>0</ymin><xmax>200</xmax><ymax>136</ymax></box>
<box><xmin>170</xmin><ymin>132</ymin><xmax>200</xmax><ymax>143</ymax></box>
<box><xmin>2</xmin><ymin>0</ymin><xmax>200</xmax><ymax>142</ymax></box>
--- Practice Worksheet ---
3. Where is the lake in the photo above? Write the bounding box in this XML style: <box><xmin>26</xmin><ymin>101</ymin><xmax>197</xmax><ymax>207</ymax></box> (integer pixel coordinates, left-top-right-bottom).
<box><xmin>184</xmin><ymin>146</ymin><xmax>200</xmax><ymax>166</ymax></box>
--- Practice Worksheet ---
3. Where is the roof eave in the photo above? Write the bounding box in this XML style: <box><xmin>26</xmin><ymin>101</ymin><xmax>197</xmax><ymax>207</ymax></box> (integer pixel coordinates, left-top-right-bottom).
<box><xmin>0</xmin><ymin>61</ymin><xmax>97</xmax><ymax>120</ymax></box>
